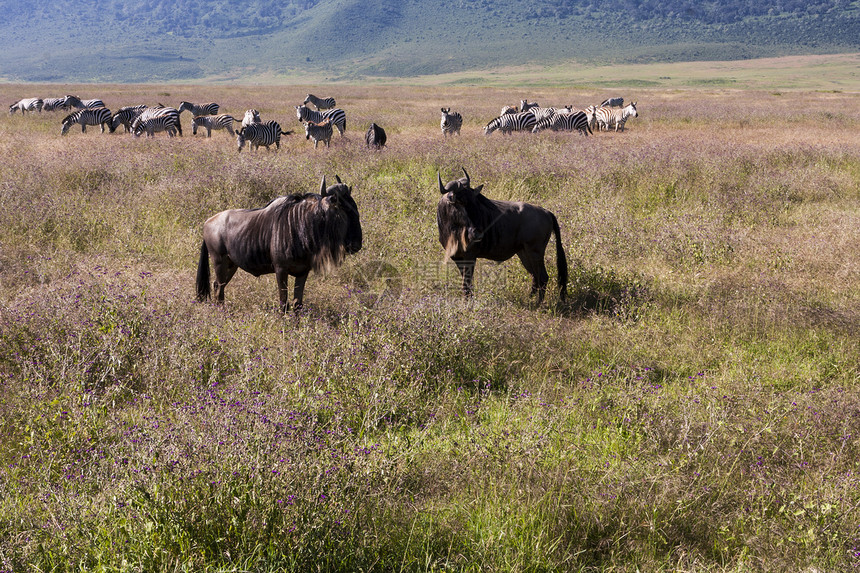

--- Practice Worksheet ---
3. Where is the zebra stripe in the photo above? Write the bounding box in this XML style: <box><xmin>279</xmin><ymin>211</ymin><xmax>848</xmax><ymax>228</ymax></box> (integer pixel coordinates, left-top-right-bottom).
<box><xmin>178</xmin><ymin>101</ymin><xmax>220</xmax><ymax>116</ymax></box>
<box><xmin>539</xmin><ymin>110</ymin><xmax>592</xmax><ymax>135</ymax></box>
<box><xmin>61</xmin><ymin>107</ymin><xmax>112</xmax><ymax>135</ymax></box>
<box><xmin>242</xmin><ymin>109</ymin><xmax>261</xmax><ymax>127</ymax></box>
<box><xmin>110</xmin><ymin>105</ymin><xmax>147</xmax><ymax>133</ymax></box>
<box><xmin>9</xmin><ymin>98</ymin><xmax>43</xmax><ymax>114</ymax></box>
<box><xmin>303</xmin><ymin>94</ymin><xmax>336</xmax><ymax>111</ymax></box>
<box><xmin>132</xmin><ymin>107</ymin><xmax>182</xmax><ymax>137</ymax></box>
<box><xmin>41</xmin><ymin>98</ymin><xmax>69</xmax><ymax>112</ymax></box>
<box><xmin>295</xmin><ymin>105</ymin><xmax>346</xmax><ymax>136</ymax></box>
<box><xmin>520</xmin><ymin>99</ymin><xmax>539</xmax><ymax>112</ymax></box>
<box><xmin>235</xmin><ymin>121</ymin><xmax>290</xmax><ymax>152</ymax></box>
<box><xmin>192</xmin><ymin>114</ymin><xmax>236</xmax><ymax>137</ymax></box>
<box><xmin>440</xmin><ymin>108</ymin><xmax>463</xmax><ymax>137</ymax></box>
<box><xmin>594</xmin><ymin>102</ymin><xmax>638</xmax><ymax>132</ymax></box>
<box><xmin>483</xmin><ymin>112</ymin><xmax>537</xmax><ymax>135</ymax></box>
<box><xmin>304</xmin><ymin>120</ymin><xmax>333</xmax><ymax>148</ymax></box>
<box><xmin>65</xmin><ymin>96</ymin><xmax>106</xmax><ymax>110</ymax></box>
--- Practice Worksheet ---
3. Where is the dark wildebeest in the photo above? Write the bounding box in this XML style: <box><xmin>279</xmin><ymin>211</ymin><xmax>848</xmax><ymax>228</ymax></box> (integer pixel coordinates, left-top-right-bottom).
<box><xmin>365</xmin><ymin>122</ymin><xmax>386</xmax><ymax>149</ymax></box>
<box><xmin>196</xmin><ymin>176</ymin><xmax>363</xmax><ymax>313</ymax></box>
<box><xmin>437</xmin><ymin>168</ymin><xmax>567</xmax><ymax>304</ymax></box>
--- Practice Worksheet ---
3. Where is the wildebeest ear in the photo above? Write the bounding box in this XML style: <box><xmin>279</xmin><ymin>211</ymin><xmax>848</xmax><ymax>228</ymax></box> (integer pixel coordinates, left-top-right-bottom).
<box><xmin>473</xmin><ymin>184</ymin><xmax>484</xmax><ymax>195</ymax></box>
<box><xmin>438</xmin><ymin>172</ymin><xmax>446</xmax><ymax>194</ymax></box>
<box><xmin>335</xmin><ymin>175</ymin><xmax>342</xmax><ymax>184</ymax></box>
<box><xmin>462</xmin><ymin>167</ymin><xmax>470</xmax><ymax>186</ymax></box>
<box><xmin>319</xmin><ymin>176</ymin><xmax>327</xmax><ymax>195</ymax></box>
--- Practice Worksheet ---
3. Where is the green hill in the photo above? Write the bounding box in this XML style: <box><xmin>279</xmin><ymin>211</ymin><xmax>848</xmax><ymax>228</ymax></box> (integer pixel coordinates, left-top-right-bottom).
<box><xmin>0</xmin><ymin>0</ymin><xmax>858</xmax><ymax>82</ymax></box>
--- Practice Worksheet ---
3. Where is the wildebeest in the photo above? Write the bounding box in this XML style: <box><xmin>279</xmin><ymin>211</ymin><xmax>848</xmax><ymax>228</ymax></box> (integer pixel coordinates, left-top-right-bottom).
<box><xmin>365</xmin><ymin>122</ymin><xmax>386</xmax><ymax>149</ymax></box>
<box><xmin>436</xmin><ymin>168</ymin><xmax>567</xmax><ymax>304</ymax></box>
<box><xmin>196</xmin><ymin>176</ymin><xmax>363</xmax><ymax>313</ymax></box>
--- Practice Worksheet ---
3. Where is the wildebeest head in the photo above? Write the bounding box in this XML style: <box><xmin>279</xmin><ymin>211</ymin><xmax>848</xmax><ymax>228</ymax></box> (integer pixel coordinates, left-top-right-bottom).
<box><xmin>320</xmin><ymin>175</ymin><xmax>363</xmax><ymax>255</ymax></box>
<box><xmin>437</xmin><ymin>168</ymin><xmax>487</xmax><ymax>257</ymax></box>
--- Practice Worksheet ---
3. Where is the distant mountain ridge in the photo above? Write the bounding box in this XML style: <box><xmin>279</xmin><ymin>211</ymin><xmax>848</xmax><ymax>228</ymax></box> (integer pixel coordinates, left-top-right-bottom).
<box><xmin>1</xmin><ymin>0</ymin><xmax>857</xmax><ymax>82</ymax></box>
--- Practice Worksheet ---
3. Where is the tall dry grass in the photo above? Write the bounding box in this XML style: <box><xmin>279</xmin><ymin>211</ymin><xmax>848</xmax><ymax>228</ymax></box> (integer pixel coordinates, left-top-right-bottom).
<box><xmin>0</xmin><ymin>83</ymin><xmax>858</xmax><ymax>571</ymax></box>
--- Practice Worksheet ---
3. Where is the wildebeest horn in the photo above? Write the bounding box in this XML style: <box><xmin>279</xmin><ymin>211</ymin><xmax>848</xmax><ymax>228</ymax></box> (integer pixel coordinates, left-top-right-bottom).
<box><xmin>462</xmin><ymin>167</ymin><xmax>470</xmax><ymax>186</ymax></box>
<box><xmin>438</xmin><ymin>172</ymin><xmax>445</xmax><ymax>194</ymax></box>
<box><xmin>335</xmin><ymin>175</ymin><xmax>342</xmax><ymax>184</ymax></box>
<box><xmin>320</xmin><ymin>176</ymin><xmax>327</xmax><ymax>195</ymax></box>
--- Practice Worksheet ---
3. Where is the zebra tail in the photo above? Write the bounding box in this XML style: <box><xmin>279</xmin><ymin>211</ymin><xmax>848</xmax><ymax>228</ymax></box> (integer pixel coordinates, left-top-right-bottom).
<box><xmin>176</xmin><ymin>117</ymin><xmax>183</xmax><ymax>137</ymax></box>
<box><xmin>196</xmin><ymin>242</ymin><xmax>211</xmax><ymax>302</ymax></box>
<box><xmin>551</xmin><ymin>214</ymin><xmax>568</xmax><ymax>301</ymax></box>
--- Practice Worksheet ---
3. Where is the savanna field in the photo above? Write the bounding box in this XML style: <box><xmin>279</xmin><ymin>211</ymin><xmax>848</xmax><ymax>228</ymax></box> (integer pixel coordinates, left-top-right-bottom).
<box><xmin>0</xmin><ymin>83</ymin><xmax>858</xmax><ymax>572</ymax></box>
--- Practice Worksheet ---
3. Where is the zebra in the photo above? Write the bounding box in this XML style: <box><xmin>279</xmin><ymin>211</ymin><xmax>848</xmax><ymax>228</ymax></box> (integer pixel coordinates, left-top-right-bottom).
<box><xmin>9</xmin><ymin>98</ymin><xmax>43</xmax><ymax>114</ymax></box>
<box><xmin>242</xmin><ymin>109</ymin><xmax>261</xmax><ymax>127</ymax></box>
<box><xmin>304</xmin><ymin>120</ymin><xmax>333</xmax><ymax>149</ymax></box>
<box><xmin>65</xmin><ymin>96</ymin><xmax>106</xmax><ymax>110</ymax></box>
<box><xmin>365</xmin><ymin>122</ymin><xmax>386</xmax><ymax>149</ymax></box>
<box><xmin>41</xmin><ymin>97</ymin><xmax>69</xmax><ymax>112</ymax></box>
<box><xmin>303</xmin><ymin>94</ymin><xmax>336</xmax><ymax>111</ymax></box>
<box><xmin>61</xmin><ymin>107</ymin><xmax>112</xmax><ymax>135</ymax></box>
<box><xmin>530</xmin><ymin>106</ymin><xmax>577</xmax><ymax>132</ymax></box>
<box><xmin>295</xmin><ymin>105</ymin><xmax>346</xmax><ymax>136</ymax></box>
<box><xmin>599</xmin><ymin>97</ymin><xmax>624</xmax><ymax>108</ymax></box>
<box><xmin>234</xmin><ymin>120</ymin><xmax>291</xmax><ymax>152</ymax></box>
<box><xmin>537</xmin><ymin>110</ymin><xmax>592</xmax><ymax>135</ymax></box>
<box><xmin>192</xmin><ymin>114</ymin><xmax>237</xmax><ymax>137</ymax></box>
<box><xmin>594</xmin><ymin>102</ymin><xmax>638</xmax><ymax>132</ymax></box>
<box><xmin>483</xmin><ymin>112</ymin><xmax>537</xmax><ymax>135</ymax></box>
<box><xmin>440</xmin><ymin>107</ymin><xmax>462</xmax><ymax>137</ymax></box>
<box><xmin>178</xmin><ymin>101</ymin><xmax>220</xmax><ymax>116</ymax></box>
<box><xmin>500</xmin><ymin>105</ymin><xmax>519</xmax><ymax>115</ymax></box>
<box><xmin>109</xmin><ymin>105</ymin><xmax>147</xmax><ymax>133</ymax></box>
<box><xmin>131</xmin><ymin>107</ymin><xmax>183</xmax><ymax>137</ymax></box>
<box><xmin>520</xmin><ymin>99</ymin><xmax>539</xmax><ymax>113</ymax></box>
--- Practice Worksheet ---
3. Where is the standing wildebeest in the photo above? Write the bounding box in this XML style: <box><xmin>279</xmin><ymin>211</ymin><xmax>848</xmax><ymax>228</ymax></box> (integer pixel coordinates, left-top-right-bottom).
<box><xmin>365</xmin><ymin>122</ymin><xmax>386</xmax><ymax>149</ymax></box>
<box><xmin>436</xmin><ymin>168</ymin><xmax>567</xmax><ymax>304</ymax></box>
<box><xmin>196</xmin><ymin>176</ymin><xmax>363</xmax><ymax>313</ymax></box>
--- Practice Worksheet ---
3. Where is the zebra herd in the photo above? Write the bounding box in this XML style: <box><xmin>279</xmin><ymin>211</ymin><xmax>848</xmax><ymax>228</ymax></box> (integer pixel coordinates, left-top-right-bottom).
<box><xmin>440</xmin><ymin>96</ymin><xmax>639</xmax><ymax>138</ymax></box>
<box><xmin>10</xmin><ymin>91</ymin><xmax>640</xmax><ymax>150</ymax></box>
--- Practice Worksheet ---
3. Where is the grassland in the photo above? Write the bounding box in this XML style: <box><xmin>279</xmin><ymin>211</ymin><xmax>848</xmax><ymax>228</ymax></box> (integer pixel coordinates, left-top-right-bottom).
<box><xmin>0</xmin><ymin>79</ymin><xmax>858</xmax><ymax>571</ymax></box>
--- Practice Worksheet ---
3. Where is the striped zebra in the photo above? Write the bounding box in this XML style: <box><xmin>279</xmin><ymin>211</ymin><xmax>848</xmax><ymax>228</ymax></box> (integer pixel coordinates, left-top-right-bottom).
<box><xmin>65</xmin><ymin>96</ymin><xmax>106</xmax><ymax>110</ymax></box>
<box><xmin>594</xmin><ymin>102</ymin><xmax>638</xmax><ymax>132</ymax></box>
<box><xmin>234</xmin><ymin>120</ymin><xmax>291</xmax><ymax>152</ymax></box>
<box><xmin>483</xmin><ymin>112</ymin><xmax>536</xmax><ymax>135</ymax></box>
<box><xmin>178</xmin><ymin>101</ymin><xmax>220</xmax><ymax>116</ymax></box>
<box><xmin>109</xmin><ymin>105</ymin><xmax>147</xmax><ymax>133</ymax></box>
<box><xmin>304</xmin><ymin>120</ymin><xmax>333</xmax><ymax>148</ymax></box>
<box><xmin>41</xmin><ymin>97</ymin><xmax>69</xmax><ymax>112</ymax></box>
<box><xmin>440</xmin><ymin>107</ymin><xmax>463</xmax><ymax>137</ymax></box>
<box><xmin>9</xmin><ymin>98</ymin><xmax>43</xmax><ymax>114</ymax></box>
<box><xmin>303</xmin><ymin>94</ymin><xmax>336</xmax><ymax>111</ymax></box>
<box><xmin>538</xmin><ymin>110</ymin><xmax>592</xmax><ymax>135</ymax></box>
<box><xmin>242</xmin><ymin>109</ymin><xmax>261</xmax><ymax>127</ymax></box>
<box><xmin>61</xmin><ymin>107</ymin><xmax>112</xmax><ymax>135</ymax></box>
<box><xmin>600</xmin><ymin>97</ymin><xmax>624</xmax><ymax>108</ymax></box>
<box><xmin>295</xmin><ymin>105</ymin><xmax>346</xmax><ymax>136</ymax></box>
<box><xmin>192</xmin><ymin>114</ymin><xmax>236</xmax><ymax>137</ymax></box>
<box><xmin>520</xmin><ymin>99</ymin><xmax>539</xmax><ymax>113</ymax></box>
<box><xmin>131</xmin><ymin>107</ymin><xmax>182</xmax><ymax>137</ymax></box>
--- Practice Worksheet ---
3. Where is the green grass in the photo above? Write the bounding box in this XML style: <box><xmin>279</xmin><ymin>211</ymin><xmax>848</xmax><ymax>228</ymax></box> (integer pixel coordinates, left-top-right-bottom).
<box><xmin>0</xmin><ymin>83</ymin><xmax>858</xmax><ymax>571</ymax></box>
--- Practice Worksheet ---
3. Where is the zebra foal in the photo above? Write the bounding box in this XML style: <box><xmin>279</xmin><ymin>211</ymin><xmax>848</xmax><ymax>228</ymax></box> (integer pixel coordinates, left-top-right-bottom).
<box><xmin>295</xmin><ymin>105</ymin><xmax>346</xmax><ymax>136</ymax></box>
<box><xmin>304</xmin><ymin>120</ymin><xmax>333</xmax><ymax>149</ymax></box>
<box><xmin>440</xmin><ymin>108</ymin><xmax>463</xmax><ymax>137</ymax></box>
<box><xmin>192</xmin><ymin>114</ymin><xmax>236</xmax><ymax>137</ymax></box>
<box><xmin>132</xmin><ymin>107</ymin><xmax>183</xmax><ymax>137</ymax></box>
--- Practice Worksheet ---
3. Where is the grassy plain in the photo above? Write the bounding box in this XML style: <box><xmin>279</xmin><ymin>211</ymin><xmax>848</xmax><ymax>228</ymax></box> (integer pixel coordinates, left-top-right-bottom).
<box><xmin>0</xmin><ymin>74</ymin><xmax>858</xmax><ymax>571</ymax></box>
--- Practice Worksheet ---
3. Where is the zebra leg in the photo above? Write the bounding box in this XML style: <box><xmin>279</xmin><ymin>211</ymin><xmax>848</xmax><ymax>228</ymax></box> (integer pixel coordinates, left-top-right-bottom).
<box><xmin>81</xmin><ymin>124</ymin><xmax>87</xmax><ymax>133</ymax></box>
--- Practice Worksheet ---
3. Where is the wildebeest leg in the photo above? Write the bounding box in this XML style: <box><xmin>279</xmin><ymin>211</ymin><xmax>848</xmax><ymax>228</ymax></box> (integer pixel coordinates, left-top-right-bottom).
<box><xmin>455</xmin><ymin>260</ymin><xmax>476</xmax><ymax>297</ymax></box>
<box><xmin>213</xmin><ymin>260</ymin><xmax>238</xmax><ymax>303</ymax></box>
<box><xmin>292</xmin><ymin>271</ymin><xmax>309</xmax><ymax>312</ymax></box>
<box><xmin>517</xmin><ymin>250</ymin><xmax>549</xmax><ymax>304</ymax></box>
<box><xmin>275</xmin><ymin>268</ymin><xmax>293</xmax><ymax>313</ymax></box>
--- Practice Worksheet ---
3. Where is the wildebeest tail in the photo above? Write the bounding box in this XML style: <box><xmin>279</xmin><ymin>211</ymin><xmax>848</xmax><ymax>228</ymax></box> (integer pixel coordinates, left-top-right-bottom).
<box><xmin>196</xmin><ymin>241</ymin><xmax>211</xmax><ymax>301</ymax></box>
<box><xmin>551</xmin><ymin>214</ymin><xmax>568</xmax><ymax>301</ymax></box>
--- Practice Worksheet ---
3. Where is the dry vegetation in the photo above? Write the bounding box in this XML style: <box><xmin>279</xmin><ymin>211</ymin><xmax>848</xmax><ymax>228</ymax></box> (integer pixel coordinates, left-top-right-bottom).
<box><xmin>0</xmin><ymin>83</ymin><xmax>858</xmax><ymax>572</ymax></box>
